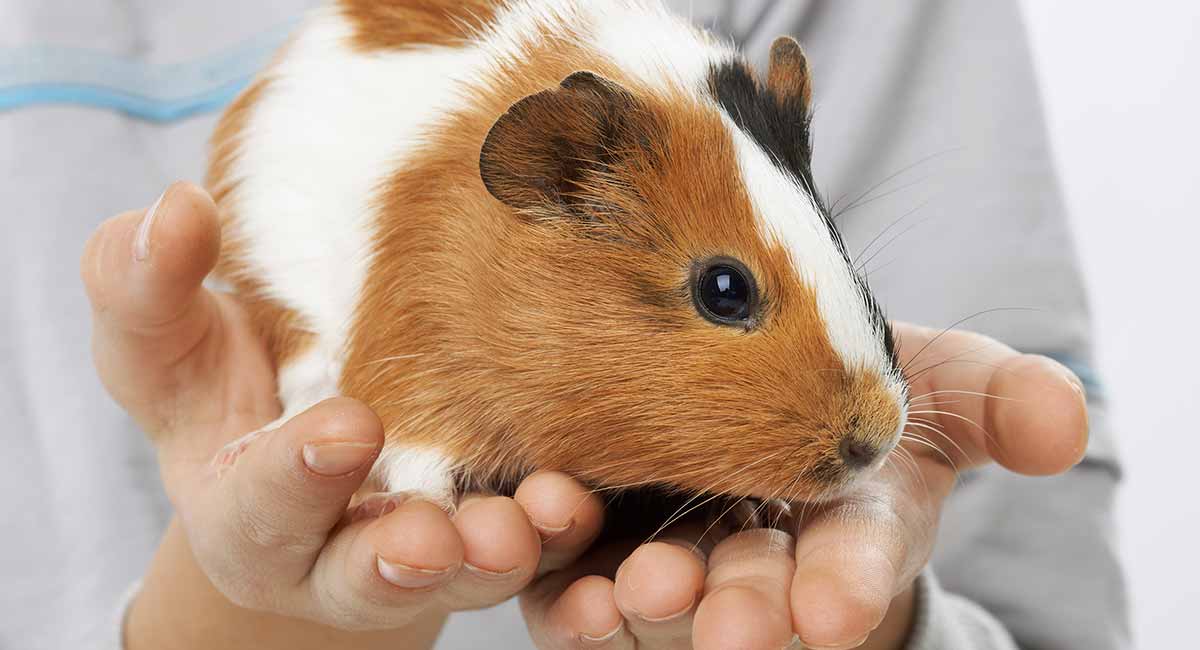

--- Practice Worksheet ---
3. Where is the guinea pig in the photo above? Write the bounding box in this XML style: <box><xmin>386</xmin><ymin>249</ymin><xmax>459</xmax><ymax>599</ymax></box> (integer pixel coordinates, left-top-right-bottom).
<box><xmin>207</xmin><ymin>0</ymin><xmax>909</xmax><ymax>510</ymax></box>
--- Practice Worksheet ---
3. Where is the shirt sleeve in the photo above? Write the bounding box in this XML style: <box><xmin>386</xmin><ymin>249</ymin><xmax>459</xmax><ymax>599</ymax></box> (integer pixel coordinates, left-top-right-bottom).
<box><xmin>906</xmin><ymin>571</ymin><xmax>1017</xmax><ymax>650</ymax></box>
<box><xmin>112</xmin><ymin>580</ymin><xmax>141</xmax><ymax>650</ymax></box>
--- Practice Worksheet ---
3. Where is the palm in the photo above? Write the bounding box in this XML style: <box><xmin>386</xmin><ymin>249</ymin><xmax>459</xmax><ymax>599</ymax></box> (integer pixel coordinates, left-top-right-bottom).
<box><xmin>144</xmin><ymin>290</ymin><xmax>280</xmax><ymax>505</ymax></box>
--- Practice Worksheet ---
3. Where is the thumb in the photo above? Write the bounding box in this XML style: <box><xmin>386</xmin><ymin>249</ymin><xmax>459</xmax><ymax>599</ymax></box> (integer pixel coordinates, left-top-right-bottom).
<box><xmin>82</xmin><ymin>181</ymin><xmax>260</xmax><ymax>434</ymax></box>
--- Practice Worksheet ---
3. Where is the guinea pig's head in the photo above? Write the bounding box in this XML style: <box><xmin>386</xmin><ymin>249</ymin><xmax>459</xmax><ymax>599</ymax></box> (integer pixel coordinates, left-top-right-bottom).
<box><xmin>475</xmin><ymin>38</ymin><xmax>907</xmax><ymax>503</ymax></box>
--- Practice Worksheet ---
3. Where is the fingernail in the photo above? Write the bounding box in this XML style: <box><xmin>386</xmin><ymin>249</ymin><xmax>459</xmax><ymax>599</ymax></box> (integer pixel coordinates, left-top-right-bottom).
<box><xmin>579</xmin><ymin>621</ymin><xmax>623</xmax><ymax>644</ymax></box>
<box><xmin>302</xmin><ymin>441</ymin><xmax>375</xmax><ymax>476</ymax></box>
<box><xmin>1065</xmin><ymin>372</ymin><xmax>1086</xmax><ymax>399</ymax></box>
<box><xmin>633</xmin><ymin>591</ymin><xmax>698</xmax><ymax>623</ymax></box>
<box><xmin>463</xmin><ymin>562</ymin><xmax>521</xmax><ymax>580</ymax></box>
<box><xmin>133</xmin><ymin>190</ymin><xmax>166</xmax><ymax>262</ymax></box>
<box><xmin>804</xmin><ymin>633</ymin><xmax>870</xmax><ymax>650</ymax></box>
<box><xmin>377</xmin><ymin>556</ymin><xmax>453</xmax><ymax>589</ymax></box>
<box><xmin>531</xmin><ymin>518</ymin><xmax>573</xmax><ymax>542</ymax></box>
<box><xmin>1046</xmin><ymin>357</ymin><xmax>1086</xmax><ymax>398</ymax></box>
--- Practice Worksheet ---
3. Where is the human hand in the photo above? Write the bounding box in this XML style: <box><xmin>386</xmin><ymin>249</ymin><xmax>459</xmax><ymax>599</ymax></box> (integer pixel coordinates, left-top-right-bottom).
<box><xmin>82</xmin><ymin>182</ymin><xmax>606</xmax><ymax>648</ymax></box>
<box><xmin>519</xmin><ymin>322</ymin><xmax>1088</xmax><ymax>649</ymax></box>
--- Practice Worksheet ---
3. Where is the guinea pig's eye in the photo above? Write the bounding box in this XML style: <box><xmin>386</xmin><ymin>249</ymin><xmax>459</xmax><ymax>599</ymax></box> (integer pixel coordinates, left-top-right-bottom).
<box><xmin>693</xmin><ymin>259</ymin><xmax>757</xmax><ymax>325</ymax></box>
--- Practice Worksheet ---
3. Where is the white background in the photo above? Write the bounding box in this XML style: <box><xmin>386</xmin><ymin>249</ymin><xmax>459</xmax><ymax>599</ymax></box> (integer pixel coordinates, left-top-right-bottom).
<box><xmin>1020</xmin><ymin>2</ymin><xmax>1200</xmax><ymax>646</ymax></box>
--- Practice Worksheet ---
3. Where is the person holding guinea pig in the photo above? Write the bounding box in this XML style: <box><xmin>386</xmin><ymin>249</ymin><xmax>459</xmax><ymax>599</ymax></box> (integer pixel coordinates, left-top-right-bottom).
<box><xmin>1</xmin><ymin>1</ymin><xmax>1128</xmax><ymax>650</ymax></box>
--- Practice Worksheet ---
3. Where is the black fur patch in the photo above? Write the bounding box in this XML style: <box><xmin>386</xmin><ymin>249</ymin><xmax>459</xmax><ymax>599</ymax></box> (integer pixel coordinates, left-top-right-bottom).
<box><xmin>708</xmin><ymin>61</ymin><xmax>820</xmax><ymax>206</ymax></box>
<box><xmin>708</xmin><ymin>61</ymin><xmax>904</xmax><ymax>381</ymax></box>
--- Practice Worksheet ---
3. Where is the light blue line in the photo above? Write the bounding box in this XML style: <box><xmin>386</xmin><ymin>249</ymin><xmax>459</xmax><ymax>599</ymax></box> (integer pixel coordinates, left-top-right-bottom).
<box><xmin>0</xmin><ymin>21</ymin><xmax>294</xmax><ymax>122</ymax></box>
<box><xmin>1042</xmin><ymin>353</ymin><xmax>1106</xmax><ymax>402</ymax></box>
<box><xmin>0</xmin><ymin>79</ymin><xmax>252</xmax><ymax>123</ymax></box>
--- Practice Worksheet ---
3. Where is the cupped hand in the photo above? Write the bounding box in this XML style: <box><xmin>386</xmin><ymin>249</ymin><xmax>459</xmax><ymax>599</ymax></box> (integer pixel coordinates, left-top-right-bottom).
<box><xmin>82</xmin><ymin>182</ymin><xmax>606</xmax><ymax>647</ymax></box>
<box><xmin>519</xmin><ymin>322</ymin><xmax>1089</xmax><ymax>650</ymax></box>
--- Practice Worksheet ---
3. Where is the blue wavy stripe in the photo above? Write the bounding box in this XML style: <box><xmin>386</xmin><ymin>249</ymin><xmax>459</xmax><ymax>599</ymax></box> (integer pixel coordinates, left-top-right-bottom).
<box><xmin>0</xmin><ymin>79</ymin><xmax>250</xmax><ymax>123</ymax></box>
<box><xmin>1043</xmin><ymin>353</ymin><xmax>1106</xmax><ymax>402</ymax></box>
<box><xmin>0</xmin><ymin>21</ymin><xmax>295</xmax><ymax>122</ymax></box>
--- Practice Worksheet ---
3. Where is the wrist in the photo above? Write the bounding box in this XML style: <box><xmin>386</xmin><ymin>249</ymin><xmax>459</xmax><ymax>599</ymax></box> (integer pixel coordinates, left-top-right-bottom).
<box><xmin>126</xmin><ymin>518</ymin><xmax>446</xmax><ymax>650</ymax></box>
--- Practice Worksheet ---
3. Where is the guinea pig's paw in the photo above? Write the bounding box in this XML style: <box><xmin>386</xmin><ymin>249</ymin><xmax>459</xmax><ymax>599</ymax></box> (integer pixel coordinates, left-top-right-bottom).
<box><xmin>348</xmin><ymin>490</ymin><xmax>456</xmax><ymax>523</ymax></box>
<box><xmin>210</xmin><ymin>426</ymin><xmax>273</xmax><ymax>477</ymax></box>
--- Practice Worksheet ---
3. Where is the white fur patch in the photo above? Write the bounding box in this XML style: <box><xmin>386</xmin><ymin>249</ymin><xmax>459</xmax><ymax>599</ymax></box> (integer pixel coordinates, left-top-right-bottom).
<box><xmin>372</xmin><ymin>445</ymin><xmax>456</xmax><ymax>504</ymax></box>
<box><xmin>276</xmin><ymin>342</ymin><xmax>343</xmax><ymax>420</ymax></box>
<box><xmin>480</xmin><ymin>0</ymin><xmax>734</xmax><ymax>93</ymax></box>
<box><xmin>224</xmin><ymin>9</ymin><xmax>493</xmax><ymax>348</ymax></box>
<box><xmin>725</xmin><ymin>115</ymin><xmax>905</xmax><ymax>402</ymax></box>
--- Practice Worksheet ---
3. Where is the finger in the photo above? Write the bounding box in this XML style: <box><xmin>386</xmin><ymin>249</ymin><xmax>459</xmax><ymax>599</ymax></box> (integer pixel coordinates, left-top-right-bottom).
<box><xmin>81</xmin><ymin>181</ymin><xmax>275</xmax><ymax>434</ymax></box>
<box><xmin>789</xmin><ymin>469</ymin><xmax>951</xmax><ymax>650</ymax></box>
<box><xmin>188</xmin><ymin>398</ymin><xmax>383</xmax><ymax>596</ymax></box>
<box><xmin>522</xmin><ymin>537</ymin><xmax>644</xmax><ymax>649</ymax></box>
<box><xmin>438</xmin><ymin>496</ymin><xmax>543</xmax><ymax>610</ymax></box>
<box><xmin>612</xmin><ymin>538</ymin><xmax>705</xmax><ymax>648</ymax></box>
<box><xmin>306</xmin><ymin>497</ymin><xmax>465</xmax><ymax>630</ymax></box>
<box><xmin>514</xmin><ymin>471</ymin><xmax>605</xmax><ymax>574</ymax></box>
<box><xmin>895</xmin><ymin>323</ymin><xmax>1088</xmax><ymax>475</ymax></box>
<box><xmin>529</xmin><ymin>575</ymin><xmax>635</xmax><ymax>649</ymax></box>
<box><xmin>523</xmin><ymin>522</ymin><xmax>709</xmax><ymax>649</ymax></box>
<box><xmin>693</xmin><ymin>529</ymin><xmax>796</xmax><ymax>650</ymax></box>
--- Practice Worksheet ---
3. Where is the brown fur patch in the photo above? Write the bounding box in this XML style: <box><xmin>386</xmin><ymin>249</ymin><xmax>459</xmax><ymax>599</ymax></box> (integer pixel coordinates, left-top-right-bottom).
<box><xmin>339</xmin><ymin>0</ymin><xmax>500</xmax><ymax>51</ymax></box>
<box><xmin>337</xmin><ymin>32</ymin><xmax>902</xmax><ymax>501</ymax></box>
<box><xmin>208</xmin><ymin>77</ymin><xmax>315</xmax><ymax>370</ymax></box>
<box><xmin>767</xmin><ymin>35</ymin><xmax>812</xmax><ymax>109</ymax></box>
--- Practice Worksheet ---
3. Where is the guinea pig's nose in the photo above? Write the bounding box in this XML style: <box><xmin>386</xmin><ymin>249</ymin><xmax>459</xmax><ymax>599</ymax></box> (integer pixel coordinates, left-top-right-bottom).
<box><xmin>839</xmin><ymin>437</ymin><xmax>879</xmax><ymax>469</ymax></box>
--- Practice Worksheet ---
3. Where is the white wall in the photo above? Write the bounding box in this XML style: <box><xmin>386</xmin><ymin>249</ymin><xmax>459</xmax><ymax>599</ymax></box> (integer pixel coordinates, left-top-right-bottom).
<box><xmin>1019</xmin><ymin>2</ymin><xmax>1200</xmax><ymax>646</ymax></box>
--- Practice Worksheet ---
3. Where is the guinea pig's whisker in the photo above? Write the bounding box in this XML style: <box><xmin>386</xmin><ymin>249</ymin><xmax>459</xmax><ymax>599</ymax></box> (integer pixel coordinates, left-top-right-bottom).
<box><xmin>898</xmin><ymin>444</ymin><xmax>927</xmax><ymax>479</ymax></box>
<box><xmin>850</xmin><ymin>197</ymin><xmax>930</xmax><ymax>264</ymax></box>
<box><xmin>833</xmin><ymin>147</ymin><xmax>960</xmax><ymax>217</ymax></box>
<box><xmin>885</xmin><ymin>446</ymin><xmax>929</xmax><ymax>495</ymax></box>
<box><xmin>649</xmin><ymin>490</ymin><xmax>725</xmax><ymax>545</ymax></box>
<box><xmin>557</xmin><ymin>461</ymin><xmax>728</xmax><ymax>505</ymax></box>
<box><xmin>905</xmin><ymin>421</ymin><xmax>969</xmax><ymax>464</ymax></box>
<box><xmin>907</xmin><ymin>416</ymin><xmax>947</xmax><ymax>433</ymax></box>
<box><xmin>900</xmin><ymin>432</ymin><xmax>960</xmax><ymax>475</ymax></box>
<box><xmin>903</xmin><ymin>344</ymin><xmax>1001</xmax><ymax>383</ymax></box>
<box><xmin>902</xmin><ymin>447</ymin><xmax>927</xmax><ymax>482</ymax></box>
<box><xmin>906</xmin><ymin>361</ymin><xmax>1011</xmax><ymax>394</ymax></box>
<box><xmin>864</xmin><ymin>256</ymin><xmax>904</xmax><ymax>280</ymax></box>
<box><xmin>899</xmin><ymin>453</ymin><xmax>926</xmax><ymax>489</ymax></box>
<box><xmin>692</xmin><ymin>494</ymin><xmax>757</xmax><ymax>552</ymax></box>
<box><xmin>889</xmin><ymin>445</ymin><xmax>921</xmax><ymax>480</ymax></box>
<box><xmin>907</xmin><ymin>408</ymin><xmax>995</xmax><ymax>444</ymax></box>
<box><xmin>908</xmin><ymin>389</ymin><xmax>1016</xmax><ymax>404</ymax></box>
<box><xmin>902</xmin><ymin>434</ymin><xmax>955</xmax><ymax>470</ymax></box>
<box><xmin>646</xmin><ymin>451</ymin><xmax>785</xmax><ymax>543</ymax></box>
<box><xmin>906</xmin><ymin>397</ymin><xmax>966</xmax><ymax>409</ymax></box>
<box><xmin>900</xmin><ymin>307</ymin><xmax>1040</xmax><ymax>375</ymax></box>
<box><xmin>855</xmin><ymin>203</ymin><xmax>937</xmax><ymax>274</ymax></box>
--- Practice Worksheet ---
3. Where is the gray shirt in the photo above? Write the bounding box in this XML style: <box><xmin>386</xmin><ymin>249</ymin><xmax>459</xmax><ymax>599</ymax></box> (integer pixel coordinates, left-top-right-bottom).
<box><xmin>0</xmin><ymin>1</ymin><xmax>1128</xmax><ymax>648</ymax></box>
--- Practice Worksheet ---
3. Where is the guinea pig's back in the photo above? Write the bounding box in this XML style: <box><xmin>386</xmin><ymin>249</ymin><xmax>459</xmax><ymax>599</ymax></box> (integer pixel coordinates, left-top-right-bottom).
<box><xmin>207</xmin><ymin>2</ymin><xmax>501</xmax><ymax>363</ymax></box>
<box><xmin>207</xmin><ymin>0</ymin><xmax>728</xmax><ymax>368</ymax></box>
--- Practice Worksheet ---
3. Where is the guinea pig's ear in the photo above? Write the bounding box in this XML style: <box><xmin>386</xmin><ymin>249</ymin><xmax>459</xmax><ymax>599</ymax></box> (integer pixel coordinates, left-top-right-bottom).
<box><xmin>767</xmin><ymin>35</ymin><xmax>812</xmax><ymax>111</ymax></box>
<box><xmin>479</xmin><ymin>71</ymin><xmax>641</xmax><ymax>212</ymax></box>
